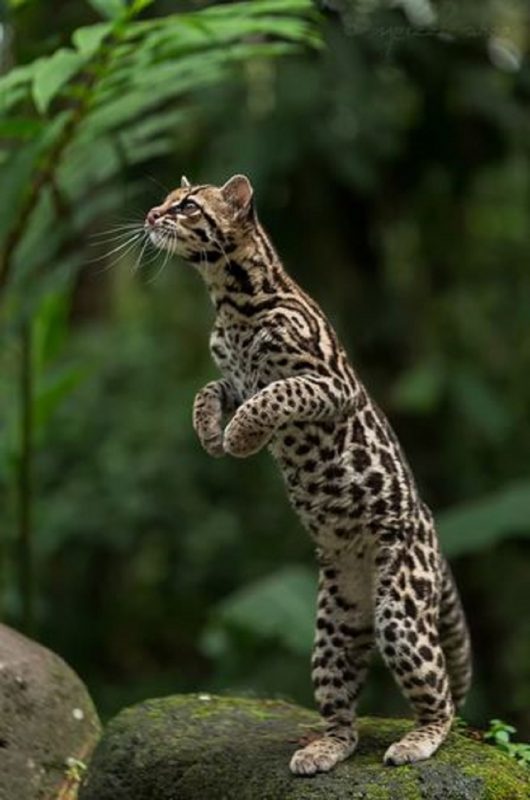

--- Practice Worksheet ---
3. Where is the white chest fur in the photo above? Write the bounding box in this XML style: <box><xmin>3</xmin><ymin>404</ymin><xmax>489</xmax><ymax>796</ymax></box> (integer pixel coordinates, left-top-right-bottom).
<box><xmin>209</xmin><ymin>322</ymin><xmax>280</xmax><ymax>402</ymax></box>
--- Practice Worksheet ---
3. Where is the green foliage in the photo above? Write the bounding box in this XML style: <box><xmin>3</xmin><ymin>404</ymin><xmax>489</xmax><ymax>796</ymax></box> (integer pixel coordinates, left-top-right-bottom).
<box><xmin>485</xmin><ymin>720</ymin><xmax>530</xmax><ymax>768</ymax></box>
<box><xmin>87</xmin><ymin>0</ymin><xmax>128</xmax><ymax>20</ymax></box>
<box><xmin>203</xmin><ymin>565</ymin><xmax>316</xmax><ymax>658</ymax></box>
<box><xmin>30</xmin><ymin>290</ymin><xmax>87</xmax><ymax>437</ymax></box>
<box><xmin>32</xmin><ymin>49</ymin><xmax>88</xmax><ymax>113</ymax></box>
<box><xmin>72</xmin><ymin>24</ymin><xmax>112</xmax><ymax>57</ymax></box>
<box><xmin>439</xmin><ymin>482</ymin><xmax>530</xmax><ymax>557</ymax></box>
<box><xmin>0</xmin><ymin>285</ymin><xmax>82</xmax><ymax>479</ymax></box>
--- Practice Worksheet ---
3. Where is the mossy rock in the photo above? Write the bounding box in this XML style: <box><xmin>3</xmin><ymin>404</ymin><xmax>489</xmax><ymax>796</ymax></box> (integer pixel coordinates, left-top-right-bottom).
<box><xmin>80</xmin><ymin>694</ymin><xmax>530</xmax><ymax>800</ymax></box>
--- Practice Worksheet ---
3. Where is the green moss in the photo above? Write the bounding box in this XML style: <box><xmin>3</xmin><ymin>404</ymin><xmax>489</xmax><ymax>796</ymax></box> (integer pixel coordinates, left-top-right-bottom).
<box><xmin>80</xmin><ymin>695</ymin><xmax>530</xmax><ymax>800</ymax></box>
<box><xmin>461</xmin><ymin>758</ymin><xmax>530</xmax><ymax>800</ymax></box>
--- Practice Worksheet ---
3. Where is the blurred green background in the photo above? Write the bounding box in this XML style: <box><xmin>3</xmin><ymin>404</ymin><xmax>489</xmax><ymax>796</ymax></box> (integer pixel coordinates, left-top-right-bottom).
<box><xmin>1</xmin><ymin>0</ymin><xmax>529</xmax><ymax>738</ymax></box>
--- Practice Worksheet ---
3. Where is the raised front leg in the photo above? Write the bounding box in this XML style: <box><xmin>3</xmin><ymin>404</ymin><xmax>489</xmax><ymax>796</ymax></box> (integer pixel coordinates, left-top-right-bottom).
<box><xmin>290</xmin><ymin>562</ymin><xmax>374</xmax><ymax>776</ymax></box>
<box><xmin>373</xmin><ymin>529</ymin><xmax>454</xmax><ymax>766</ymax></box>
<box><xmin>224</xmin><ymin>375</ymin><xmax>356</xmax><ymax>458</ymax></box>
<box><xmin>192</xmin><ymin>379</ymin><xmax>239</xmax><ymax>457</ymax></box>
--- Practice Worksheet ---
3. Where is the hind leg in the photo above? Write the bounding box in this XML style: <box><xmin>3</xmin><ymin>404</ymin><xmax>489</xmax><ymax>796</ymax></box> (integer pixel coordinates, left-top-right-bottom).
<box><xmin>290</xmin><ymin>562</ymin><xmax>374</xmax><ymax>775</ymax></box>
<box><xmin>374</xmin><ymin>536</ymin><xmax>454</xmax><ymax>765</ymax></box>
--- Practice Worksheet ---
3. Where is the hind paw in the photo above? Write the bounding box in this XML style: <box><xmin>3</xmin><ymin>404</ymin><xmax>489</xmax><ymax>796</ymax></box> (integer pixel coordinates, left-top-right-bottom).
<box><xmin>384</xmin><ymin>738</ymin><xmax>437</xmax><ymax>766</ymax></box>
<box><xmin>290</xmin><ymin>737</ymin><xmax>355</xmax><ymax>776</ymax></box>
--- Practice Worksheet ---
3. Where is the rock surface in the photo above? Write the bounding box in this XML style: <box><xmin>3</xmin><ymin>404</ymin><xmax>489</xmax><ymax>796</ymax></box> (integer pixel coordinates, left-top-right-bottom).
<box><xmin>80</xmin><ymin>693</ymin><xmax>530</xmax><ymax>800</ymax></box>
<box><xmin>0</xmin><ymin>624</ymin><xmax>101</xmax><ymax>800</ymax></box>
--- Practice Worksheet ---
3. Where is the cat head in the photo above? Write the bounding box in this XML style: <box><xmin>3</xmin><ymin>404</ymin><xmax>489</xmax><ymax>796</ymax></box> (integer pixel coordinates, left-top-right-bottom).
<box><xmin>145</xmin><ymin>174</ymin><xmax>255</xmax><ymax>262</ymax></box>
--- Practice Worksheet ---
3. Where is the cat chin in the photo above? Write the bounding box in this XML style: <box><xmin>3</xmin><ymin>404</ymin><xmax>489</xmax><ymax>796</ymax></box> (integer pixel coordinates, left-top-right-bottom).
<box><xmin>149</xmin><ymin>229</ymin><xmax>176</xmax><ymax>253</ymax></box>
<box><xmin>149</xmin><ymin>229</ymin><xmax>163</xmax><ymax>247</ymax></box>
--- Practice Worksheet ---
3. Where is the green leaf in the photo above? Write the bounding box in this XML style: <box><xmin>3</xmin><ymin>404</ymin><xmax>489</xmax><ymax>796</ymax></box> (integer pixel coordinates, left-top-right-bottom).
<box><xmin>495</xmin><ymin>730</ymin><xmax>511</xmax><ymax>744</ymax></box>
<box><xmin>85</xmin><ymin>41</ymin><xmax>298</xmax><ymax>138</ymax></box>
<box><xmin>0</xmin><ymin>135</ymin><xmax>50</xmax><ymax>247</ymax></box>
<box><xmin>58</xmin><ymin>137</ymin><xmax>122</xmax><ymax>197</ymax></box>
<box><xmin>10</xmin><ymin>182</ymin><xmax>68</xmax><ymax>283</ymax></box>
<box><xmin>199</xmin><ymin>0</ymin><xmax>317</xmax><ymax>19</ymax></box>
<box><xmin>392</xmin><ymin>359</ymin><xmax>445</xmax><ymax>413</ymax></box>
<box><xmin>0</xmin><ymin>62</ymin><xmax>37</xmax><ymax>93</ymax></box>
<box><xmin>32</xmin><ymin>289</ymin><xmax>71</xmax><ymax>374</ymax></box>
<box><xmin>207</xmin><ymin>566</ymin><xmax>316</xmax><ymax>655</ymax></box>
<box><xmin>438</xmin><ymin>481</ymin><xmax>530</xmax><ymax>557</ymax></box>
<box><xmin>35</xmin><ymin>366</ymin><xmax>87</xmax><ymax>436</ymax></box>
<box><xmin>73</xmin><ymin>22</ymin><xmax>112</xmax><ymax>56</ymax></box>
<box><xmin>0</xmin><ymin>62</ymin><xmax>39</xmax><ymax>113</ymax></box>
<box><xmin>451</xmin><ymin>369</ymin><xmax>511</xmax><ymax>442</ymax></box>
<box><xmin>0</xmin><ymin>118</ymin><xmax>44</xmax><ymax>140</ymax></box>
<box><xmin>130</xmin><ymin>0</ymin><xmax>156</xmax><ymax>13</ymax></box>
<box><xmin>86</xmin><ymin>0</ymin><xmax>126</xmax><ymax>20</ymax></box>
<box><xmin>32</xmin><ymin>49</ymin><xmax>87</xmax><ymax>114</ymax></box>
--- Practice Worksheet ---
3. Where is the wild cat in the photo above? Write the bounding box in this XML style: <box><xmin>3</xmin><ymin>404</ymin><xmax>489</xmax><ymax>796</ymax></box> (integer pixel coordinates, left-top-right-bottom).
<box><xmin>145</xmin><ymin>175</ymin><xmax>471</xmax><ymax>775</ymax></box>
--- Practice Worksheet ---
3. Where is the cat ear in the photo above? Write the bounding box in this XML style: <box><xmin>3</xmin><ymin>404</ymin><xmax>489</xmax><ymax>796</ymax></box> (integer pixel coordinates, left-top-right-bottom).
<box><xmin>181</xmin><ymin>175</ymin><xmax>191</xmax><ymax>189</ymax></box>
<box><xmin>221</xmin><ymin>174</ymin><xmax>254</xmax><ymax>216</ymax></box>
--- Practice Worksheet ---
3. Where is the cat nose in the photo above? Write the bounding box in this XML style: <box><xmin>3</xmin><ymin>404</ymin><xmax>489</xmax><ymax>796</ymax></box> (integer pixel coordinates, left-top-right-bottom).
<box><xmin>146</xmin><ymin>207</ymin><xmax>162</xmax><ymax>226</ymax></box>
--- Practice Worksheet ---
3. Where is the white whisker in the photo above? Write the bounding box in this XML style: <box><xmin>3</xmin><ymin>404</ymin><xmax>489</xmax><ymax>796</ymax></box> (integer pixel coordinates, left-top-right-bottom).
<box><xmin>132</xmin><ymin>233</ymin><xmax>151</xmax><ymax>273</ymax></box>
<box><xmin>140</xmin><ymin>243</ymin><xmax>164</xmax><ymax>271</ymax></box>
<box><xmin>89</xmin><ymin>225</ymin><xmax>143</xmax><ymax>242</ymax></box>
<box><xmin>87</xmin><ymin>232</ymin><xmax>143</xmax><ymax>264</ymax></box>
<box><xmin>146</xmin><ymin>233</ymin><xmax>173</xmax><ymax>284</ymax></box>
<box><xmin>89</xmin><ymin>231</ymin><xmax>144</xmax><ymax>248</ymax></box>
<box><xmin>92</xmin><ymin>239</ymin><xmax>142</xmax><ymax>276</ymax></box>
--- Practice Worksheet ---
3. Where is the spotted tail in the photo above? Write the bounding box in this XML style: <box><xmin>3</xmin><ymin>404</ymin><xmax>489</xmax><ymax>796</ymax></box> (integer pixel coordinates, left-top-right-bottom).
<box><xmin>439</xmin><ymin>559</ymin><xmax>472</xmax><ymax>709</ymax></box>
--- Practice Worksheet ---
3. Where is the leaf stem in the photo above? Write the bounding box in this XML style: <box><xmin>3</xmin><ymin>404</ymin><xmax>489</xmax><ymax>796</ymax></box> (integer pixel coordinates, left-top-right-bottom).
<box><xmin>17</xmin><ymin>323</ymin><xmax>34</xmax><ymax>634</ymax></box>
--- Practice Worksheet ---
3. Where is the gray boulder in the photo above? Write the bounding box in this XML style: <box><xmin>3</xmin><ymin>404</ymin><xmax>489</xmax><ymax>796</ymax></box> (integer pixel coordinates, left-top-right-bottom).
<box><xmin>80</xmin><ymin>693</ymin><xmax>530</xmax><ymax>800</ymax></box>
<box><xmin>0</xmin><ymin>624</ymin><xmax>100</xmax><ymax>800</ymax></box>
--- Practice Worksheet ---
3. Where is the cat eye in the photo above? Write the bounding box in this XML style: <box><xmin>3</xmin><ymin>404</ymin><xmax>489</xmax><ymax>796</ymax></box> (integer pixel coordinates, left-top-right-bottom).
<box><xmin>168</xmin><ymin>199</ymin><xmax>200</xmax><ymax>216</ymax></box>
<box><xmin>180</xmin><ymin>200</ymin><xmax>200</xmax><ymax>214</ymax></box>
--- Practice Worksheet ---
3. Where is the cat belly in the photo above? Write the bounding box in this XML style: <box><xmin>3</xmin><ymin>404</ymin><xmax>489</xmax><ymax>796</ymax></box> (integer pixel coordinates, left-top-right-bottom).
<box><xmin>269</xmin><ymin>421</ymin><xmax>368</xmax><ymax>553</ymax></box>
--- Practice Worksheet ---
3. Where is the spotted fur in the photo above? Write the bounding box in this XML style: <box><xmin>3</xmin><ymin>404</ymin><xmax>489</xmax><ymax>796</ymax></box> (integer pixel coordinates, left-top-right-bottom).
<box><xmin>146</xmin><ymin>175</ymin><xmax>472</xmax><ymax>774</ymax></box>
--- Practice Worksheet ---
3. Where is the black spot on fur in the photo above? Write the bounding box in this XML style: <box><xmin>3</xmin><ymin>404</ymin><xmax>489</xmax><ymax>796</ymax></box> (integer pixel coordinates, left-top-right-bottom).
<box><xmin>366</xmin><ymin>470</ymin><xmax>384</xmax><ymax>494</ymax></box>
<box><xmin>404</xmin><ymin>595</ymin><xmax>417</xmax><ymax>618</ymax></box>
<box><xmin>353</xmin><ymin>448</ymin><xmax>371</xmax><ymax>472</ymax></box>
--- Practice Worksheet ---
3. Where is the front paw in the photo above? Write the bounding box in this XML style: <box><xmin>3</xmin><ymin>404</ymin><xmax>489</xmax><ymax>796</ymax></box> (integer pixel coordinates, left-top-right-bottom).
<box><xmin>197</xmin><ymin>427</ymin><xmax>225</xmax><ymax>458</ymax></box>
<box><xmin>193</xmin><ymin>397</ymin><xmax>225</xmax><ymax>458</ymax></box>
<box><xmin>193</xmin><ymin>414</ymin><xmax>224</xmax><ymax>457</ymax></box>
<box><xmin>223</xmin><ymin>417</ymin><xmax>271</xmax><ymax>458</ymax></box>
